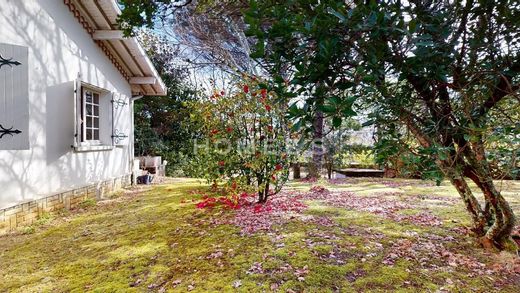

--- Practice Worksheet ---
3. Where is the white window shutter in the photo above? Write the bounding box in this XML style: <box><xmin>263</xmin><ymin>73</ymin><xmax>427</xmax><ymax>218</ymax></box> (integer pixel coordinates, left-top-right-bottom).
<box><xmin>0</xmin><ymin>43</ymin><xmax>29</xmax><ymax>150</ymax></box>
<box><xmin>111</xmin><ymin>92</ymin><xmax>130</xmax><ymax>146</ymax></box>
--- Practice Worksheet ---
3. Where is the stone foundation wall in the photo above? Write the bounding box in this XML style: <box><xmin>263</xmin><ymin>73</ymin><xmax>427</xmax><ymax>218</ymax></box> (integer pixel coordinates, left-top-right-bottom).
<box><xmin>0</xmin><ymin>174</ymin><xmax>132</xmax><ymax>234</ymax></box>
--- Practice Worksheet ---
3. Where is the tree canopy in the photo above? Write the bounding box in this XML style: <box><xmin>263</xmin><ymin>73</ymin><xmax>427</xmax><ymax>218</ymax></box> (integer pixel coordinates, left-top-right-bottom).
<box><xmin>244</xmin><ymin>0</ymin><xmax>520</xmax><ymax>249</ymax></box>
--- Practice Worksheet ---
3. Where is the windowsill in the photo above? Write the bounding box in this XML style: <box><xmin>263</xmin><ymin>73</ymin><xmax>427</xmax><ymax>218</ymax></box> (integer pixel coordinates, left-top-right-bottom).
<box><xmin>74</xmin><ymin>145</ymin><xmax>114</xmax><ymax>152</ymax></box>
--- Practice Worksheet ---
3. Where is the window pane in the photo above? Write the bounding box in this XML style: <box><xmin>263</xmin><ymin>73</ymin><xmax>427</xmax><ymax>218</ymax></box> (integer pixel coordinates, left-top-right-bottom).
<box><xmin>85</xmin><ymin>91</ymin><xmax>93</xmax><ymax>103</ymax></box>
<box><xmin>82</xmin><ymin>87</ymin><xmax>103</xmax><ymax>142</ymax></box>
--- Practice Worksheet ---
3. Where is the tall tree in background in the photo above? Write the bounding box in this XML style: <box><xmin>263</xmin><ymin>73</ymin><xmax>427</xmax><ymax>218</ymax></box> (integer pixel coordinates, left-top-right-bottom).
<box><xmin>119</xmin><ymin>0</ymin><xmax>256</xmax><ymax>77</ymax></box>
<box><xmin>171</xmin><ymin>0</ymin><xmax>256</xmax><ymax>75</ymax></box>
<box><xmin>246</xmin><ymin>2</ymin><xmax>358</xmax><ymax>179</ymax></box>
<box><xmin>246</xmin><ymin>0</ymin><xmax>520</xmax><ymax>250</ymax></box>
<box><xmin>135</xmin><ymin>32</ymin><xmax>201</xmax><ymax>175</ymax></box>
<box><xmin>323</xmin><ymin>119</ymin><xmax>363</xmax><ymax>179</ymax></box>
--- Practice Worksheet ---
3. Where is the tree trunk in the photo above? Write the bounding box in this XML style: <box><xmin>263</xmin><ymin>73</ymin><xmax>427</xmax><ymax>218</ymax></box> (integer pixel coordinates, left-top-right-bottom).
<box><xmin>464</xmin><ymin>157</ymin><xmax>516</xmax><ymax>248</ymax></box>
<box><xmin>264</xmin><ymin>180</ymin><xmax>270</xmax><ymax>203</ymax></box>
<box><xmin>399</xmin><ymin>114</ymin><xmax>516</xmax><ymax>249</ymax></box>
<box><xmin>307</xmin><ymin>110</ymin><xmax>324</xmax><ymax>179</ymax></box>
<box><xmin>257</xmin><ymin>175</ymin><xmax>265</xmax><ymax>203</ymax></box>
<box><xmin>293</xmin><ymin>163</ymin><xmax>301</xmax><ymax>179</ymax></box>
<box><xmin>463</xmin><ymin>166</ymin><xmax>494</xmax><ymax>228</ymax></box>
<box><xmin>464</xmin><ymin>139</ymin><xmax>516</xmax><ymax>248</ymax></box>
<box><xmin>440</xmin><ymin>156</ymin><xmax>515</xmax><ymax>249</ymax></box>
<box><xmin>257</xmin><ymin>176</ymin><xmax>271</xmax><ymax>203</ymax></box>
<box><xmin>478</xmin><ymin>178</ymin><xmax>516</xmax><ymax>248</ymax></box>
<box><xmin>327</xmin><ymin>161</ymin><xmax>333</xmax><ymax>179</ymax></box>
<box><xmin>444</xmin><ymin>166</ymin><xmax>487</xmax><ymax>236</ymax></box>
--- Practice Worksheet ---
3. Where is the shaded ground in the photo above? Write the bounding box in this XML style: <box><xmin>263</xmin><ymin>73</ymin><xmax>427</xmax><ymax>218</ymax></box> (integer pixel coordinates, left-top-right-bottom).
<box><xmin>0</xmin><ymin>178</ymin><xmax>519</xmax><ymax>292</ymax></box>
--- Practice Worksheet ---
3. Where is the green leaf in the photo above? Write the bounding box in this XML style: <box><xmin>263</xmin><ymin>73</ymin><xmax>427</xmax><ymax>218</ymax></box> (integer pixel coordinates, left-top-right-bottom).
<box><xmin>288</xmin><ymin>103</ymin><xmax>301</xmax><ymax>116</ymax></box>
<box><xmin>367</xmin><ymin>11</ymin><xmax>377</xmax><ymax>26</ymax></box>
<box><xmin>342</xmin><ymin>107</ymin><xmax>357</xmax><ymax>117</ymax></box>
<box><xmin>319</xmin><ymin>104</ymin><xmax>337</xmax><ymax>113</ymax></box>
<box><xmin>250</xmin><ymin>41</ymin><xmax>265</xmax><ymax>58</ymax></box>
<box><xmin>362</xmin><ymin>119</ymin><xmax>376</xmax><ymax>127</ymax></box>
<box><xmin>408</xmin><ymin>19</ymin><xmax>417</xmax><ymax>33</ymax></box>
<box><xmin>345</xmin><ymin>96</ymin><xmax>357</xmax><ymax>104</ymax></box>
<box><xmin>332</xmin><ymin>116</ymin><xmax>342</xmax><ymax>127</ymax></box>
<box><xmin>292</xmin><ymin>119</ymin><xmax>303</xmax><ymax>131</ymax></box>
<box><xmin>328</xmin><ymin>96</ymin><xmax>341</xmax><ymax>105</ymax></box>
<box><xmin>363</xmin><ymin>74</ymin><xmax>376</xmax><ymax>82</ymax></box>
<box><xmin>326</xmin><ymin>7</ymin><xmax>346</xmax><ymax>22</ymax></box>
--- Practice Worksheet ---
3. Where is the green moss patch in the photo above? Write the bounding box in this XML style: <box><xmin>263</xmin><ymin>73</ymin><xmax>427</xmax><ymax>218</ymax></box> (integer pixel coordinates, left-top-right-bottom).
<box><xmin>0</xmin><ymin>178</ymin><xmax>519</xmax><ymax>292</ymax></box>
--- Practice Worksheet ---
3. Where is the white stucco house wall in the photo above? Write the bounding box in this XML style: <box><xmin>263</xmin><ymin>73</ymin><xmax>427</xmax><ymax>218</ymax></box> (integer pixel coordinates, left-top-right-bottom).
<box><xmin>0</xmin><ymin>0</ymin><xmax>166</xmax><ymax>232</ymax></box>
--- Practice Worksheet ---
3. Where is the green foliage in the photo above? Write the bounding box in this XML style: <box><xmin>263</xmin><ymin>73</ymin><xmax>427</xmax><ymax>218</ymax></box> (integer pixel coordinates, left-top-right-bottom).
<box><xmin>78</xmin><ymin>199</ymin><xmax>97</xmax><ymax>209</ymax></box>
<box><xmin>117</xmin><ymin>1</ymin><xmax>191</xmax><ymax>35</ymax></box>
<box><xmin>35</xmin><ymin>212</ymin><xmax>53</xmax><ymax>226</ymax></box>
<box><xmin>322</xmin><ymin>120</ymin><xmax>371</xmax><ymax>171</ymax></box>
<box><xmin>245</xmin><ymin>0</ymin><xmax>520</xmax><ymax>179</ymax></box>
<box><xmin>486</xmin><ymin>99</ymin><xmax>520</xmax><ymax>179</ymax></box>
<box><xmin>21</xmin><ymin>226</ymin><xmax>35</xmax><ymax>235</ymax></box>
<box><xmin>247</xmin><ymin>0</ymin><xmax>359</xmax><ymax>137</ymax></box>
<box><xmin>134</xmin><ymin>32</ymin><xmax>202</xmax><ymax>176</ymax></box>
<box><xmin>340</xmin><ymin>148</ymin><xmax>376</xmax><ymax>170</ymax></box>
<box><xmin>373</xmin><ymin>121</ymin><xmax>443</xmax><ymax>181</ymax></box>
<box><xmin>134</xmin><ymin>95</ymin><xmax>200</xmax><ymax>176</ymax></box>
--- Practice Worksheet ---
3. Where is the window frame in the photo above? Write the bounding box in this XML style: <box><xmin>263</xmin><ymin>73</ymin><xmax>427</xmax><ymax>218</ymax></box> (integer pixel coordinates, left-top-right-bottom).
<box><xmin>74</xmin><ymin>81</ymin><xmax>112</xmax><ymax>152</ymax></box>
<box><xmin>81</xmin><ymin>88</ymin><xmax>101</xmax><ymax>144</ymax></box>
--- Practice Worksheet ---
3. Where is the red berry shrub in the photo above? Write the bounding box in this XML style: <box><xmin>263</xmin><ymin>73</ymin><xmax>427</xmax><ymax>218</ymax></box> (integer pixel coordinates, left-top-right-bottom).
<box><xmin>189</xmin><ymin>76</ymin><xmax>293</xmax><ymax>203</ymax></box>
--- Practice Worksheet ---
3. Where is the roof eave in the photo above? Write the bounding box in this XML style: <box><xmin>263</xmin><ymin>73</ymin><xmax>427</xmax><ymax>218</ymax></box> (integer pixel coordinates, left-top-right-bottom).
<box><xmin>64</xmin><ymin>0</ymin><xmax>167</xmax><ymax>96</ymax></box>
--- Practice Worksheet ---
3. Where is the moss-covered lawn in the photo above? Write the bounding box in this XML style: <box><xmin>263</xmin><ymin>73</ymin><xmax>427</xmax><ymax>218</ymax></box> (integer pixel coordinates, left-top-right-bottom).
<box><xmin>1</xmin><ymin>178</ymin><xmax>519</xmax><ymax>292</ymax></box>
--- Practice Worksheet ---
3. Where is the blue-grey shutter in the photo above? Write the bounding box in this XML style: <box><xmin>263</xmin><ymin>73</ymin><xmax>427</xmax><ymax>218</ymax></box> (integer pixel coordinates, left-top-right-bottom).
<box><xmin>111</xmin><ymin>92</ymin><xmax>130</xmax><ymax>146</ymax></box>
<box><xmin>73</xmin><ymin>78</ymin><xmax>81</xmax><ymax>148</ymax></box>
<box><xmin>0</xmin><ymin>43</ymin><xmax>29</xmax><ymax>150</ymax></box>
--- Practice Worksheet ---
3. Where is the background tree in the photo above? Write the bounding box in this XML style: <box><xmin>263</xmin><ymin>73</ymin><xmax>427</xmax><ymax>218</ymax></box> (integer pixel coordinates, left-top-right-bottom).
<box><xmin>118</xmin><ymin>0</ymin><xmax>257</xmax><ymax>83</ymax></box>
<box><xmin>485</xmin><ymin>98</ymin><xmax>520</xmax><ymax>180</ymax></box>
<box><xmin>246</xmin><ymin>0</ymin><xmax>520</xmax><ymax>250</ymax></box>
<box><xmin>323</xmin><ymin>118</ymin><xmax>362</xmax><ymax>179</ymax></box>
<box><xmin>135</xmin><ymin>32</ymin><xmax>201</xmax><ymax>176</ymax></box>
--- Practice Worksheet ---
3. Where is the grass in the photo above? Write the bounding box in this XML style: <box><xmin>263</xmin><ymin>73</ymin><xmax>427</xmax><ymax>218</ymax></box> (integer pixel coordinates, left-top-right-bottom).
<box><xmin>0</xmin><ymin>177</ymin><xmax>519</xmax><ymax>292</ymax></box>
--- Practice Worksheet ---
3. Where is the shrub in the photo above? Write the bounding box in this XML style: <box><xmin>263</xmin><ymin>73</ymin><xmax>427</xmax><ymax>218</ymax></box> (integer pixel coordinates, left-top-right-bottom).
<box><xmin>190</xmin><ymin>76</ymin><xmax>292</xmax><ymax>202</ymax></box>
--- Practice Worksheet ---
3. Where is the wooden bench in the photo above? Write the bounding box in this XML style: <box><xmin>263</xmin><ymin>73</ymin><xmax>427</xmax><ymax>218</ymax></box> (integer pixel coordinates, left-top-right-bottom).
<box><xmin>333</xmin><ymin>168</ymin><xmax>385</xmax><ymax>178</ymax></box>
